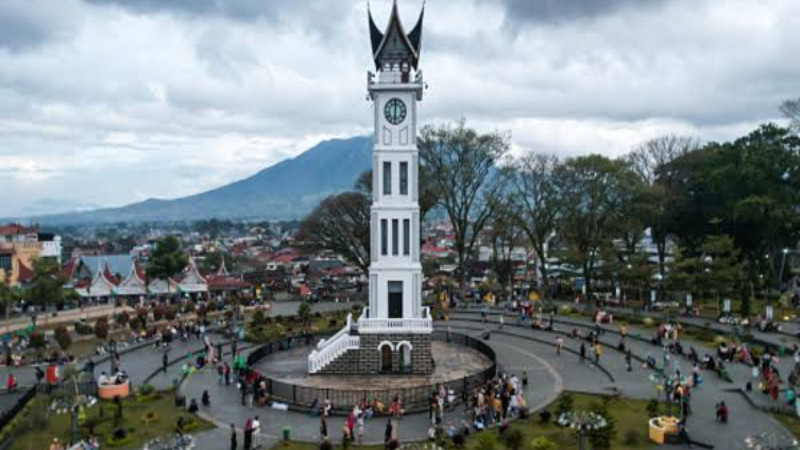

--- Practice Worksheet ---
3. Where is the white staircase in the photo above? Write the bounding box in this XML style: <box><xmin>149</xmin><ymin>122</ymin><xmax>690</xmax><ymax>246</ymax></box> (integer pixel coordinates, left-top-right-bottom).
<box><xmin>308</xmin><ymin>313</ymin><xmax>361</xmax><ymax>374</ymax></box>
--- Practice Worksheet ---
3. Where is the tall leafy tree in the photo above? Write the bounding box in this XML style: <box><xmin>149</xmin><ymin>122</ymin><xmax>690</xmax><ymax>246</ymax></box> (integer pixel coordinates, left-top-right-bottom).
<box><xmin>697</xmin><ymin>235</ymin><xmax>744</xmax><ymax>311</ymax></box>
<box><xmin>781</xmin><ymin>98</ymin><xmax>800</xmax><ymax>132</ymax></box>
<box><xmin>556</xmin><ymin>155</ymin><xmax>638</xmax><ymax>296</ymax></box>
<box><xmin>146</xmin><ymin>236</ymin><xmax>188</xmax><ymax>281</ymax></box>
<box><xmin>27</xmin><ymin>257</ymin><xmax>67</xmax><ymax>308</ymax></box>
<box><xmin>418</xmin><ymin>119</ymin><xmax>510</xmax><ymax>298</ymax></box>
<box><xmin>508</xmin><ymin>153</ymin><xmax>563</xmax><ymax>298</ymax></box>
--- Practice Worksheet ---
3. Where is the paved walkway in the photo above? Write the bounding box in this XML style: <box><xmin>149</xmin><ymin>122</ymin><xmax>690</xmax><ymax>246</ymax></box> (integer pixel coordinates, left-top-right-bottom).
<box><xmin>4</xmin><ymin>298</ymin><xmax>796</xmax><ymax>449</ymax></box>
<box><xmin>449</xmin><ymin>309</ymin><xmax>796</xmax><ymax>449</ymax></box>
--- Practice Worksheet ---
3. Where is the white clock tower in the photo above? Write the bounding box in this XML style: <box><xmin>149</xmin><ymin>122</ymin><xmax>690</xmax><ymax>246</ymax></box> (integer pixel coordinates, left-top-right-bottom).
<box><xmin>308</xmin><ymin>0</ymin><xmax>433</xmax><ymax>376</ymax></box>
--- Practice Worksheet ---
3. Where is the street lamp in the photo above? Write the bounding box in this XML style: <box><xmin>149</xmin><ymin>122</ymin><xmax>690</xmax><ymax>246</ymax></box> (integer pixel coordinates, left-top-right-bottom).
<box><xmin>778</xmin><ymin>248</ymin><xmax>790</xmax><ymax>292</ymax></box>
<box><xmin>557</xmin><ymin>410</ymin><xmax>608</xmax><ymax>450</ymax></box>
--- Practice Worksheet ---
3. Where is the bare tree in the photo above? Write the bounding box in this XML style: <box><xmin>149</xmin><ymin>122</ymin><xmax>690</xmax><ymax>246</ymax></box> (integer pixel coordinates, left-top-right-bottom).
<box><xmin>781</xmin><ymin>98</ymin><xmax>800</xmax><ymax>131</ymax></box>
<box><xmin>625</xmin><ymin>135</ymin><xmax>699</xmax><ymax>276</ymax></box>
<box><xmin>508</xmin><ymin>152</ymin><xmax>563</xmax><ymax>299</ymax></box>
<box><xmin>419</xmin><ymin>119</ymin><xmax>510</xmax><ymax>300</ymax></box>
<box><xmin>298</xmin><ymin>192</ymin><xmax>371</xmax><ymax>272</ymax></box>
<box><xmin>627</xmin><ymin>135</ymin><xmax>698</xmax><ymax>184</ymax></box>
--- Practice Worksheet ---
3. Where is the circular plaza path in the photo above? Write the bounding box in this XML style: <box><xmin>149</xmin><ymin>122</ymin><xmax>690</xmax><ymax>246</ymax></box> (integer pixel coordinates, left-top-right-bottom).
<box><xmin>6</xmin><ymin>300</ymin><xmax>794</xmax><ymax>449</ymax></box>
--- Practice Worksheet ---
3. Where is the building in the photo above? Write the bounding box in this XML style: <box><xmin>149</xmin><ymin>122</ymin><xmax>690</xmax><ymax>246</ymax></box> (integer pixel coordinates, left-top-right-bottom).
<box><xmin>308</xmin><ymin>2</ymin><xmax>433</xmax><ymax>375</ymax></box>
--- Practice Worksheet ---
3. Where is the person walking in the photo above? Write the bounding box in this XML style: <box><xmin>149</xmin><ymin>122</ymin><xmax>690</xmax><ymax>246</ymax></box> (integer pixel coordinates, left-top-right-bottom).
<box><xmin>384</xmin><ymin>419</ymin><xmax>393</xmax><ymax>448</ymax></box>
<box><xmin>625</xmin><ymin>349</ymin><xmax>633</xmax><ymax>372</ymax></box>
<box><xmin>579</xmin><ymin>342</ymin><xmax>586</xmax><ymax>363</ymax></box>
<box><xmin>162</xmin><ymin>351</ymin><xmax>169</xmax><ymax>374</ymax></box>
<box><xmin>594</xmin><ymin>342</ymin><xmax>603</xmax><ymax>364</ymax></box>
<box><xmin>230</xmin><ymin>424</ymin><xmax>238</xmax><ymax>450</ymax></box>
<box><xmin>555</xmin><ymin>336</ymin><xmax>564</xmax><ymax>356</ymax></box>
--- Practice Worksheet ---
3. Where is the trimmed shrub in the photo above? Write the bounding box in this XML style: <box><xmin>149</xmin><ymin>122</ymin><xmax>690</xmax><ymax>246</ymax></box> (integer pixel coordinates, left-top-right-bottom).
<box><xmin>646</xmin><ymin>398</ymin><xmax>660</xmax><ymax>417</ymax></box>
<box><xmin>252</xmin><ymin>309</ymin><xmax>266</xmax><ymax>326</ymax></box>
<box><xmin>530</xmin><ymin>437</ymin><xmax>558</xmax><ymax>450</ymax></box>
<box><xmin>623</xmin><ymin>429</ymin><xmax>640</xmax><ymax>446</ymax></box>
<box><xmin>556</xmin><ymin>392</ymin><xmax>574</xmax><ymax>415</ymax></box>
<box><xmin>165</xmin><ymin>306</ymin><xmax>178</xmax><ymax>321</ymax></box>
<box><xmin>74</xmin><ymin>322</ymin><xmax>94</xmax><ymax>335</ymax></box>
<box><xmin>54</xmin><ymin>325</ymin><xmax>72</xmax><ymax>350</ymax></box>
<box><xmin>500</xmin><ymin>428</ymin><xmax>524</xmax><ymax>450</ymax></box>
<box><xmin>153</xmin><ymin>305</ymin><xmax>166</xmax><ymax>321</ymax></box>
<box><xmin>29</xmin><ymin>332</ymin><xmax>46</xmax><ymax>349</ymax></box>
<box><xmin>94</xmin><ymin>317</ymin><xmax>109</xmax><ymax>340</ymax></box>
<box><xmin>115</xmin><ymin>311</ymin><xmax>130</xmax><ymax>327</ymax></box>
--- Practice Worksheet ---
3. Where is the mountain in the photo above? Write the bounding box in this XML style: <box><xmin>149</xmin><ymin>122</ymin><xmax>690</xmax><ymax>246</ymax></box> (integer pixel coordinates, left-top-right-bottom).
<box><xmin>26</xmin><ymin>136</ymin><xmax>373</xmax><ymax>225</ymax></box>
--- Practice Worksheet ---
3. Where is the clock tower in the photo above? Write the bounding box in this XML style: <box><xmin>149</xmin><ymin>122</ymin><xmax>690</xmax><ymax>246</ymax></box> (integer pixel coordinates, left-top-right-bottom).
<box><xmin>308</xmin><ymin>0</ymin><xmax>433</xmax><ymax>376</ymax></box>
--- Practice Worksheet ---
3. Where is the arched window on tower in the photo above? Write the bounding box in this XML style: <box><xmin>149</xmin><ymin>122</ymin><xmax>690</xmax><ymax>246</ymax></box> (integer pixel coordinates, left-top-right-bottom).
<box><xmin>397</xmin><ymin>341</ymin><xmax>412</xmax><ymax>373</ymax></box>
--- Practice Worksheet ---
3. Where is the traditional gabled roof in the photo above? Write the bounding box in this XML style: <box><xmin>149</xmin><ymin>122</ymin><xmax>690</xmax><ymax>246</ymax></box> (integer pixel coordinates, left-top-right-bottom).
<box><xmin>368</xmin><ymin>0</ymin><xmax>425</xmax><ymax>70</ymax></box>
<box><xmin>177</xmin><ymin>260</ymin><xmax>208</xmax><ymax>294</ymax></box>
<box><xmin>77</xmin><ymin>260</ymin><xmax>118</xmax><ymax>297</ymax></box>
<box><xmin>60</xmin><ymin>257</ymin><xmax>78</xmax><ymax>280</ymax></box>
<box><xmin>113</xmin><ymin>261</ymin><xmax>147</xmax><ymax>296</ymax></box>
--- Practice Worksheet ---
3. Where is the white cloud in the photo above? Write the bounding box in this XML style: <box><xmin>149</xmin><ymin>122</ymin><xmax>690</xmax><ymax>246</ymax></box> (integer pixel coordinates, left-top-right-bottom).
<box><xmin>0</xmin><ymin>0</ymin><xmax>798</xmax><ymax>216</ymax></box>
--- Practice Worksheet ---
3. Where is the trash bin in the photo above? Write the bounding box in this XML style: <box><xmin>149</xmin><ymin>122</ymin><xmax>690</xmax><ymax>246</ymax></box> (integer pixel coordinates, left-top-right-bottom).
<box><xmin>282</xmin><ymin>426</ymin><xmax>291</xmax><ymax>442</ymax></box>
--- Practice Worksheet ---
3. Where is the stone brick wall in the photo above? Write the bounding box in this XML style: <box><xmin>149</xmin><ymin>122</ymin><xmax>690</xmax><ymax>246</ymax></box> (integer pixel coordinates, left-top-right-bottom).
<box><xmin>315</xmin><ymin>333</ymin><xmax>434</xmax><ymax>375</ymax></box>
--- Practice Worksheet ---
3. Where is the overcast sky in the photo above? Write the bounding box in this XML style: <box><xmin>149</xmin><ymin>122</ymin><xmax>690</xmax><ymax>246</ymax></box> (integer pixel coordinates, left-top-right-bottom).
<box><xmin>1</xmin><ymin>0</ymin><xmax>799</xmax><ymax>217</ymax></box>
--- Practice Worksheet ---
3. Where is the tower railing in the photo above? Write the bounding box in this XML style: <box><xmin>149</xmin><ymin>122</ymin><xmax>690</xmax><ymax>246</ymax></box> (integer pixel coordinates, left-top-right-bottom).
<box><xmin>356</xmin><ymin>306</ymin><xmax>433</xmax><ymax>334</ymax></box>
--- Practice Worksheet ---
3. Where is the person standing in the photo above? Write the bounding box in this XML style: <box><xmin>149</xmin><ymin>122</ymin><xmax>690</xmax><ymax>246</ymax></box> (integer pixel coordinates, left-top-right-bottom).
<box><xmin>252</xmin><ymin>415</ymin><xmax>261</xmax><ymax>449</ymax></box>
<box><xmin>579</xmin><ymin>342</ymin><xmax>586</xmax><ymax>363</ymax></box>
<box><xmin>243</xmin><ymin>418</ymin><xmax>253</xmax><ymax>450</ymax></box>
<box><xmin>625</xmin><ymin>349</ymin><xmax>633</xmax><ymax>372</ymax></box>
<box><xmin>384</xmin><ymin>419</ymin><xmax>394</xmax><ymax>448</ymax></box>
<box><xmin>162</xmin><ymin>351</ymin><xmax>169</xmax><ymax>374</ymax></box>
<box><xmin>555</xmin><ymin>336</ymin><xmax>563</xmax><ymax>356</ymax></box>
<box><xmin>230</xmin><ymin>424</ymin><xmax>238</xmax><ymax>450</ymax></box>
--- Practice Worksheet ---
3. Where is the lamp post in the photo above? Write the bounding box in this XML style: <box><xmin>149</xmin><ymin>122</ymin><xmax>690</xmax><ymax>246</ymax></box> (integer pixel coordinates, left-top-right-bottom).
<box><xmin>778</xmin><ymin>248</ymin><xmax>790</xmax><ymax>292</ymax></box>
<box><xmin>557</xmin><ymin>410</ymin><xmax>608</xmax><ymax>450</ymax></box>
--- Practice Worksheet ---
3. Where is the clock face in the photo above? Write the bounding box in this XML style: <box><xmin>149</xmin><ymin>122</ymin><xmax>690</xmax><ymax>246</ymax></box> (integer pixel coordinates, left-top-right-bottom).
<box><xmin>384</xmin><ymin>98</ymin><xmax>407</xmax><ymax>125</ymax></box>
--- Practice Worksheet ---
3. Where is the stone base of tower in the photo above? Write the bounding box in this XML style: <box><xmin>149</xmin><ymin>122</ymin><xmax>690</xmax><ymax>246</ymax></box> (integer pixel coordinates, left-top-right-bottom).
<box><xmin>314</xmin><ymin>333</ymin><xmax>433</xmax><ymax>376</ymax></box>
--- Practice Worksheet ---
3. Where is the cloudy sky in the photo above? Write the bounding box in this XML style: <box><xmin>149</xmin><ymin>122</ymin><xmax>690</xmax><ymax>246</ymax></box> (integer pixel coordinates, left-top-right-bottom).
<box><xmin>2</xmin><ymin>0</ymin><xmax>799</xmax><ymax>217</ymax></box>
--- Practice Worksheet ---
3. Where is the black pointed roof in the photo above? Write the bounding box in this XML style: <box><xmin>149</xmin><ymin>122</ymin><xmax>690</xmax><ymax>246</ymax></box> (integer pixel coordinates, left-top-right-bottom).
<box><xmin>368</xmin><ymin>1</ymin><xmax>425</xmax><ymax>70</ymax></box>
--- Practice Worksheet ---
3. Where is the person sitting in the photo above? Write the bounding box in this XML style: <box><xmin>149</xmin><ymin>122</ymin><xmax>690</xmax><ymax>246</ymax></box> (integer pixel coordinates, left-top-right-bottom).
<box><xmin>715</xmin><ymin>401</ymin><xmax>728</xmax><ymax>423</ymax></box>
<box><xmin>188</xmin><ymin>398</ymin><xmax>199</xmax><ymax>414</ymax></box>
<box><xmin>645</xmin><ymin>354</ymin><xmax>657</xmax><ymax>369</ymax></box>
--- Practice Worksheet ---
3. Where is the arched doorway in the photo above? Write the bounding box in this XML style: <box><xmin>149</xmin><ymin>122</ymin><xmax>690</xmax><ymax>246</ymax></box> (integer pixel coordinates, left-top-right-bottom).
<box><xmin>380</xmin><ymin>343</ymin><xmax>393</xmax><ymax>373</ymax></box>
<box><xmin>398</xmin><ymin>342</ymin><xmax>412</xmax><ymax>373</ymax></box>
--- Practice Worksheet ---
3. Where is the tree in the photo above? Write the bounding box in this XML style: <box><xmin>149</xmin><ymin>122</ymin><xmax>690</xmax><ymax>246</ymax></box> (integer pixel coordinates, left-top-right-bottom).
<box><xmin>27</xmin><ymin>257</ymin><xmax>66</xmax><ymax>308</ymax></box>
<box><xmin>146</xmin><ymin>236</ymin><xmax>188</xmax><ymax>282</ymax></box>
<box><xmin>486</xmin><ymin>195</ymin><xmax>524</xmax><ymax>304</ymax></box>
<box><xmin>556</xmin><ymin>155</ymin><xmax>637</xmax><ymax>296</ymax></box>
<box><xmin>297</xmin><ymin>301</ymin><xmax>311</xmax><ymax>328</ymax></box>
<box><xmin>419</xmin><ymin>119</ymin><xmax>510</xmax><ymax>298</ymax></box>
<box><xmin>662</xmin><ymin>125</ymin><xmax>800</xmax><ymax>291</ymax></box>
<box><xmin>781</xmin><ymin>98</ymin><xmax>800</xmax><ymax>131</ymax></box>
<box><xmin>509</xmin><ymin>153</ymin><xmax>563</xmax><ymax>298</ymax></box>
<box><xmin>697</xmin><ymin>235</ymin><xmax>744</xmax><ymax>312</ymax></box>
<box><xmin>298</xmin><ymin>192</ymin><xmax>371</xmax><ymax>272</ymax></box>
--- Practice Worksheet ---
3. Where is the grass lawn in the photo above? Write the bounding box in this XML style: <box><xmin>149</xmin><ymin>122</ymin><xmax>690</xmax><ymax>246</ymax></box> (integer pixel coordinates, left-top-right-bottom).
<box><xmin>773</xmin><ymin>413</ymin><xmax>800</xmax><ymax>441</ymax></box>
<box><xmin>5</xmin><ymin>389</ymin><xmax>214</xmax><ymax>450</ymax></box>
<box><xmin>247</xmin><ymin>308</ymin><xmax>357</xmax><ymax>343</ymax></box>
<box><xmin>271</xmin><ymin>392</ymin><xmax>658</xmax><ymax>450</ymax></box>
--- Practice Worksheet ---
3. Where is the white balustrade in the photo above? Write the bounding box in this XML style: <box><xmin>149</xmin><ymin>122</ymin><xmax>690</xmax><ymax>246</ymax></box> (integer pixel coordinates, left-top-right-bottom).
<box><xmin>355</xmin><ymin>306</ymin><xmax>433</xmax><ymax>334</ymax></box>
<box><xmin>308</xmin><ymin>313</ymin><xmax>360</xmax><ymax>374</ymax></box>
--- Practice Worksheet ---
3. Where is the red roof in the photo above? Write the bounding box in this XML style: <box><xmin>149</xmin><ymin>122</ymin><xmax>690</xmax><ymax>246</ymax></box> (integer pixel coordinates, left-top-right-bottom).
<box><xmin>17</xmin><ymin>260</ymin><xmax>35</xmax><ymax>282</ymax></box>
<box><xmin>207</xmin><ymin>276</ymin><xmax>251</xmax><ymax>290</ymax></box>
<box><xmin>60</xmin><ymin>257</ymin><xmax>78</xmax><ymax>280</ymax></box>
<box><xmin>0</xmin><ymin>224</ymin><xmax>35</xmax><ymax>236</ymax></box>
